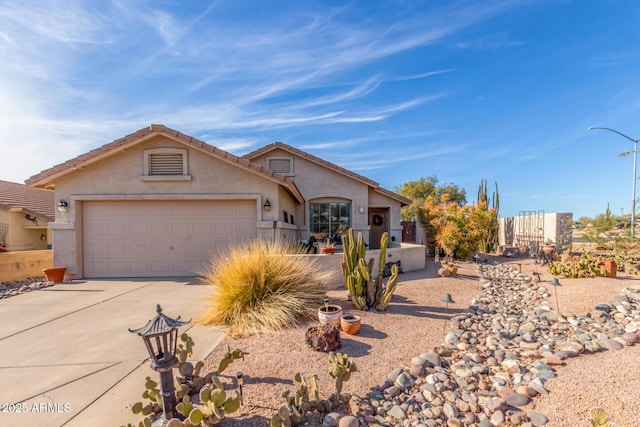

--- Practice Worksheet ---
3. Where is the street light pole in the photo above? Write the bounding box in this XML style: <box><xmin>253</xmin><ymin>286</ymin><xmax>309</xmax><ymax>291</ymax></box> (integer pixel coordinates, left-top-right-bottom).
<box><xmin>588</xmin><ymin>126</ymin><xmax>639</xmax><ymax>234</ymax></box>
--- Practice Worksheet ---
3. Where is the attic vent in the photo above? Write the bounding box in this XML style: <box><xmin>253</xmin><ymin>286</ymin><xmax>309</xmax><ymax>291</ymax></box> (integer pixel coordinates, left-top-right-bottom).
<box><xmin>143</xmin><ymin>148</ymin><xmax>191</xmax><ymax>181</ymax></box>
<box><xmin>149</xmin><ymin>154</ymin><xmax>184</xmax><ymax>175</ymax></box>
<box><xmin>267</xmin><ymin>157</ymin><xmax>293</xmax><ymax>175</ymax></box>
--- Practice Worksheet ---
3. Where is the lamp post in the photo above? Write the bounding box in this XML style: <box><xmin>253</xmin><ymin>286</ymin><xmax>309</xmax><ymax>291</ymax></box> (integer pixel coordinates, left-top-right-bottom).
<box><xmin>129</xmin><ymin>305</ymin><xmax>190</xmax><ymax>423</ymax></box>
<box><xmin>588</xmin><ymin>127</ymin><xmax>639</xmax><ymax>234</ymax></box>
<box><xmin>441</xmin><ymin>293</ymin><xmax>455</xmax><ymax>335</ymax></box>
<box><xmin>549</xmin><ymin>278</ymin><xmax>562</xmax><ymax>312</ymax></box>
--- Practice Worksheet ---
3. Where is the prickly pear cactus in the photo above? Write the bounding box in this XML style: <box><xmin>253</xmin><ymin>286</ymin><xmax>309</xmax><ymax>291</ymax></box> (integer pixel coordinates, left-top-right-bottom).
<box><xmin>125</xmin><ymin>336</ymin><xmax>247</xmax><ymax>427</ymax></box>
<box><xmin>130</xmin><ymin>376</ymin><xmax>162</xmax><ymax>426</ymax></box>
<box><xmin>197</xmin><ymin>376</ymin><xmax>242</xmax><ymax>425</ymax></box>
<box><xmin>328</xmin><ymin>352</ymin><xmax>357</xmax><ymax>394</ymax></box>
<box><xmin>341</xmin><ymin>229</ymin><xmax>398</xmax><ymax>311</ymax></box>
<box><xmin>216</xmin><ymin>344</ymin><xmax>248</xmax><ymax>374</ymax></box>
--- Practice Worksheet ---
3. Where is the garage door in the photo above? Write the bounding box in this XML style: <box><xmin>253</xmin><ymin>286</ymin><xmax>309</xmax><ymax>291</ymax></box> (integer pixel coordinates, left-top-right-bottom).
<box><xmin>83</xmin><ymin>200</ymin><xmax>256</xmax><ymax>277</ymax></box>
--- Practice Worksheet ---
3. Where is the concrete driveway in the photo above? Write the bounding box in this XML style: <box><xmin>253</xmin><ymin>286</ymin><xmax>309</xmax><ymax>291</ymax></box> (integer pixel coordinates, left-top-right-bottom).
<box><xmin>0</xmin><ymin>278</ymin><xmax>224</xmax><ymax>427</ymax></box>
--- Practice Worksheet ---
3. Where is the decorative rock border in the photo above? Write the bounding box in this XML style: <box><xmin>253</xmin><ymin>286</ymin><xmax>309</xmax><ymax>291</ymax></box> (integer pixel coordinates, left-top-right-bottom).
<box><xmin>0</xmin><ymin>277</ymin><xmax>55</xmax><ymax>299</ymax></box>
<box><xmin>323</xmin><ymin>263</ymin><xmax>640</xmax><ymax>427</ymax></box>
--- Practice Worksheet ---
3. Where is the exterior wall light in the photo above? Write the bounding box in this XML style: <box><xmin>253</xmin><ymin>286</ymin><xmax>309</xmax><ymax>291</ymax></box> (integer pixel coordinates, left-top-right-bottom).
<box><xmin>129</xmin><ymin>304</ymin><xmax>190</xmax><ymax>421</ymax></box>
<box><xmin>263</xmin><ymin>199</ymin><xmax>272</xmax><ymax>212</ymax></box>
<box><xmin>358</xmin><ymin>206</ymin><xmax>364</xmax><ymax>214</ymax></box>
<box><xmin>57</xmin><ymin>200</ymin><xmax>68</xmax><ymax>212</ymax></box>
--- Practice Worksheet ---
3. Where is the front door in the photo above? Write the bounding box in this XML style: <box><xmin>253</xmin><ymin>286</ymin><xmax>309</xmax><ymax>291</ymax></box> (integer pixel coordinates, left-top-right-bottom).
<box><xmin>369</xmin><ymin>208</ymin><xmax>389</xmax><ymax>249</ymax></box>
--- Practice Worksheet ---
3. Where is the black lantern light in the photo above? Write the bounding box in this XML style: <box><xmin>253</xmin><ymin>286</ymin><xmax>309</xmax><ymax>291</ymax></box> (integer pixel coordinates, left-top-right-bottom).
<box><xmin>129</xmin><ymin>304</ymin><xmax>190</xmax><ymax>421</ymax></box>
<box><xmin>263</xmin><ymin>199</ymin><xmax>271</xmax><ymax>212</ymax></box>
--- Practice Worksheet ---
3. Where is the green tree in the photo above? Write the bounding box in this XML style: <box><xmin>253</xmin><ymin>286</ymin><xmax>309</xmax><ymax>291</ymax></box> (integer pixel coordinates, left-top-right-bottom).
<box><xmin>396</xmin><ymin>176</ymin><xmax>467</xmax><ymax>221</ymax></box>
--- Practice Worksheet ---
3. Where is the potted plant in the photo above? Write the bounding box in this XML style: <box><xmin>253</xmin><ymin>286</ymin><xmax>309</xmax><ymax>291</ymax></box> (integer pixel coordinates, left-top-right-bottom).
<box><xmin>542</xmin><ymin>240</ymin><xmax>556</xmax><ymax>254</ymax></box>
<box><xmin>599</xmin><ymin>259</ymin><xmax>617</xmax><ymax>278</ymax></box>
<box><xmin>340</xmin><ymin>314</ymin><xmax>361</xmax><ymax>335</ymax></box>
<box><xmin>320</xmin><ymin>238</ymin><xmax>336</xmax><ymax>255</ymax></box>
<box><xmin>43</xmin><ymin>267</ymin><xmax>66</xmax><ymax>282</ymax></box>
<box><xmin>318</xmin><ymin>298</ymin><xmax>342</xmax><ymax>325</ymax></box>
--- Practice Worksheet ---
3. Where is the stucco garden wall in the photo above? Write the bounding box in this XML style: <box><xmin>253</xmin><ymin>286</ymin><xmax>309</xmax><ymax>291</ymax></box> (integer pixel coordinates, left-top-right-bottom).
<box><xmin>0</xmin><ymin>250</ymin><xmax>52</xmax><ymax>282</ymax></box>
<box><xmin>306</xmin><ymin>242</ymin><xmax>426</xmax><ymax>289</ymax></box>
<box><xmin>498</xmin><ymin>212</ymin><xmax>573</xmax><ymax>250</ymax></box>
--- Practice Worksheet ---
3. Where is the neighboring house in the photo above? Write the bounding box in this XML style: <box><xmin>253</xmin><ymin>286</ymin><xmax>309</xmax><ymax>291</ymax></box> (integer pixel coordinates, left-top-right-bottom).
<box><xmin>0</xmin><ymin>180</ymin><xmax>54</xmax><ymax>252</ymax></box>
<box><xmin>26</xmin><ymin>125</ymin><xmax>411</xmax><ymax>279</ymax></box>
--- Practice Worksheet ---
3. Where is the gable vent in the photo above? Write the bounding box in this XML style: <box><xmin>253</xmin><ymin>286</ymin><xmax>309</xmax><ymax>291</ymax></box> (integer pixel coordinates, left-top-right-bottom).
<box><xmin>149</xmin><ymin>154</ymin><xmax>184</xmax><ymax>175</ymax></box>
<box><xmin>267</xmin><ymin>158</ymin><xmax>292</xmax><ymax>175</ymax></box>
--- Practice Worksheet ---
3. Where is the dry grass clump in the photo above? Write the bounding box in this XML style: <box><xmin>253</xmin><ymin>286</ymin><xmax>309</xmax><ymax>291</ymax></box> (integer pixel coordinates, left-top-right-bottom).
<box><xmin>199</xmin><ymin>239</ymin><xmax>328</xmax><ymax>337</ymax></box>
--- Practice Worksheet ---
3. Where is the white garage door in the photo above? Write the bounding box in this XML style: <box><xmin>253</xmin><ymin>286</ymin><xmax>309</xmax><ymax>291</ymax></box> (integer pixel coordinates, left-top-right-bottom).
<box><xmin>83</xmin><ymin>200</ymin><xmax>256</xmax><ymax>278</ymax></box>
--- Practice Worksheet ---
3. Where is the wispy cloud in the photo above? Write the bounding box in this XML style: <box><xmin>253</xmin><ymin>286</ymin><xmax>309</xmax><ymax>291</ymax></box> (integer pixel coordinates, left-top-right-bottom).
<box><xmin>0</xmin><ymin>0</ymin><xmax>531</xmax><ymax>184</ymax></box>
<box><xmin>342</xmin><ymin>145</ymin><xmax>468</xmax><ymax>172</ymax></box>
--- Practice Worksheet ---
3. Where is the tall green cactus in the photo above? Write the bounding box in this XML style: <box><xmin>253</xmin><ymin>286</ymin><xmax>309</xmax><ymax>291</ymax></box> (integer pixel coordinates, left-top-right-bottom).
<box><xmin>341</xmin><ymin>229</ymin><xmax>398</xmax><ymax>311</ymax></box>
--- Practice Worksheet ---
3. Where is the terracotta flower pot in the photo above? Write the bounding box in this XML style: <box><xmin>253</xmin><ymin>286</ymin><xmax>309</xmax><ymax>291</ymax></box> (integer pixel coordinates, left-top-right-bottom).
<box><xmin>600</xmin><ymin>260</ymin><xmax>617</xmax><ymax>278</ymax></box>
<box><xmin>318</xmin><ymin>304</ymin><xmax>343</xmax><ymax>326</ymax></box>
<box><xmin>542</xmin><ymin>245</ymin><xmax>555</xmax><ymax>254</ymax></box>
<box><xmin>340</xmin><ymin>314</ymin><xmax>361</xmax><ymax>335</ymax></box>
<box><xmin>43</xmin><ymin>267</ymin><xmax>66</xmax><ymax>283</ymax></box>
<box><xmin>320</xmin><ymin>247</ymin><xmax>336</xmax><ymax>255</ymax></box>
<box><xmin>445</xmin><ymin>265</ymin><xmax>458</xmax><ymax>276</ymax></box>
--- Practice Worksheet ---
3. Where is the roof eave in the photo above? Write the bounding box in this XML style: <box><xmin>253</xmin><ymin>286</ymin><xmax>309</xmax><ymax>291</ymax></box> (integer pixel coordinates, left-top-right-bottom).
<box><xmin>243</xmin><ymin>142</ymin><xmax>380</xmax><ymax>188</ymax></box>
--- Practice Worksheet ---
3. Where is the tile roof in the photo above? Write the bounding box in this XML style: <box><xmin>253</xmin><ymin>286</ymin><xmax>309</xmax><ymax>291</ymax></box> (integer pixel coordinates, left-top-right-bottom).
<box><xmin>243</xmin><ymin>142</ymin><xmax>412</xmax><ymax>206</ymax></box>
<box><xmin>25</xmin><ymin>125</ymin><xmax>304</xmax><ymax>204</ymax></box>
<box><xmin>0</xmin><ymin>180</ymin><xmax>55</xmax><ymax>221</ymax></box>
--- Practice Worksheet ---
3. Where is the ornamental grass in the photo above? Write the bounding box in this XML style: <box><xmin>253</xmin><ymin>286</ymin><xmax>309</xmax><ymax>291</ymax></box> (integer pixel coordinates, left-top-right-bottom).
<box><xmin>199</xmin><ymin>239</ymin><xmax>328</xmax><ymax>337</ymax></box>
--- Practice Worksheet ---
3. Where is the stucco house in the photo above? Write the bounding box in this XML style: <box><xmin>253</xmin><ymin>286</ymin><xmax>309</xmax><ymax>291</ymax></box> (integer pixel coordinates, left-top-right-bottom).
<box><xmin>0</xmin><ymin>180</ymin><xmax>54</xmax><ymax>252</ymax></box>
<box><xmin>26</xmin><ymin>125</ymin><xmax>412</xmax><ymax>279</ymax></box>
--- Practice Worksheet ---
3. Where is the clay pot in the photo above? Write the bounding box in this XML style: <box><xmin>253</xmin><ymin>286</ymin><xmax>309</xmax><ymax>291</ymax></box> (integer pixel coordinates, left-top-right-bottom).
<box><xmin>318</xmin><ymin>304</ymin><xmax>343</xmax><ymax>326</ymax></box>
<box><xmin>542</xmin><ymin>244</ymin><xmax>555</xmax><ymax>254</ymax></box>
<box><xmin>320</xmin><ymin>247</ymin><xmax>336</xmax><ymax>255</ymax></box>
<box><xmin>340</xmin><ymin>314</ymin><xmax>361</xmax><ymax>335</ymax></box>
<box><xmin>600</xmin><ymin>260</ymin><xmax>617</xmax><ymax>278</ymax></box>
<box><xmin>43</xmin><ymin>267</ymin><xmax>66</xmax><ymax>283</ymax></box>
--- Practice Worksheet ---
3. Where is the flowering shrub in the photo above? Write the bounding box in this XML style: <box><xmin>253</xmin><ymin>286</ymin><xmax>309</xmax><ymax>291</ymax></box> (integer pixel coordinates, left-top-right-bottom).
<box><xmin>419</xmin><ymin>196</ymin><xmax>497</xmax><ymax>259</ymax></box>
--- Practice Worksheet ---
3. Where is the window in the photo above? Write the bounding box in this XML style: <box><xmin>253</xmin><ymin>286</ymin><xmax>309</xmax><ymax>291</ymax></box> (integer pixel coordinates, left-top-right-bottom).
<box><xmin>266</xmin><ymin>156</ymin><xmax>293</xmax><ymax>175</ymax></box>
<box><xmin>143</xmin><ymin>148</ymin><xmax>191</xmax><ymax>181</ymax></box>
<box><xmin>310</xmin><ymin>202</ymin><xmax>351</xmax><ymax>243</ymax></box>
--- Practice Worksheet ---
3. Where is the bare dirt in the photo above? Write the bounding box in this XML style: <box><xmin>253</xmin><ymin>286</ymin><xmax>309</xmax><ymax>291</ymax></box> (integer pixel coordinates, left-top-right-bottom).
<box><xmin>202</xmin><ymin>255</ymin><xmax>640</xmax><ymax>427</ymax></box>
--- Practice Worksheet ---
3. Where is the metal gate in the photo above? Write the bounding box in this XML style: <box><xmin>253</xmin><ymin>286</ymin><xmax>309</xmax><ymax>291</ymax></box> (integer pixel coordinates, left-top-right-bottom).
<box><xmin>401</xmin><ymin>221</ymin><xmax>416</xmax><ymax>243</ymax></box>
<box><xmin>516</xmin><ymin>210</ymin><xmax>544</xmax><ymax>251</ymax></box>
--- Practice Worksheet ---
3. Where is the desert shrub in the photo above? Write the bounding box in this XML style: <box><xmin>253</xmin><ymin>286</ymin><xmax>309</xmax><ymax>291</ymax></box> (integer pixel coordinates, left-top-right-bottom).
<box><xmin>199</xmin><ymin>239</ymin><xmax>328</xmax><ymax>337</ymax></box>
<box><xmin>419</xmin><ymin>195</ymin><xmax>497</xmax><ymax>259</ymax></box>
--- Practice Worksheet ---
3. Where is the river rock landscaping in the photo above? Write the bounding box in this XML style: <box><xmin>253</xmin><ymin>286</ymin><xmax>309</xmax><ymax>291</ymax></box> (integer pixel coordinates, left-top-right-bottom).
<box><xmin>0</xmin><ymin>276</ymin><xmax>53</xmax><ymax>299</ymax></box>
<box><xmin>320</xmin><ymin>263</ymin><xmax>640</xmax><ymax>427</ymax></box>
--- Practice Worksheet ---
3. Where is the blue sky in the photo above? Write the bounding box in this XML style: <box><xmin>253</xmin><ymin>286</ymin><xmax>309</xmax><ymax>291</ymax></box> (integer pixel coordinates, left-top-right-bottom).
<box><xmin>2</xmin><ymin>1</ymin><xmax>640</xmax><ymax>218</ymax></box>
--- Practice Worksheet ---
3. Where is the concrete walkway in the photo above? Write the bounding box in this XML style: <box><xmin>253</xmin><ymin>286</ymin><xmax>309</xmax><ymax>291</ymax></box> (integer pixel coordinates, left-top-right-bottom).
<box><xmin>0</xmin><ymin>278</ymin><xmax>224</xmax><ymax>427</ymax></box>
